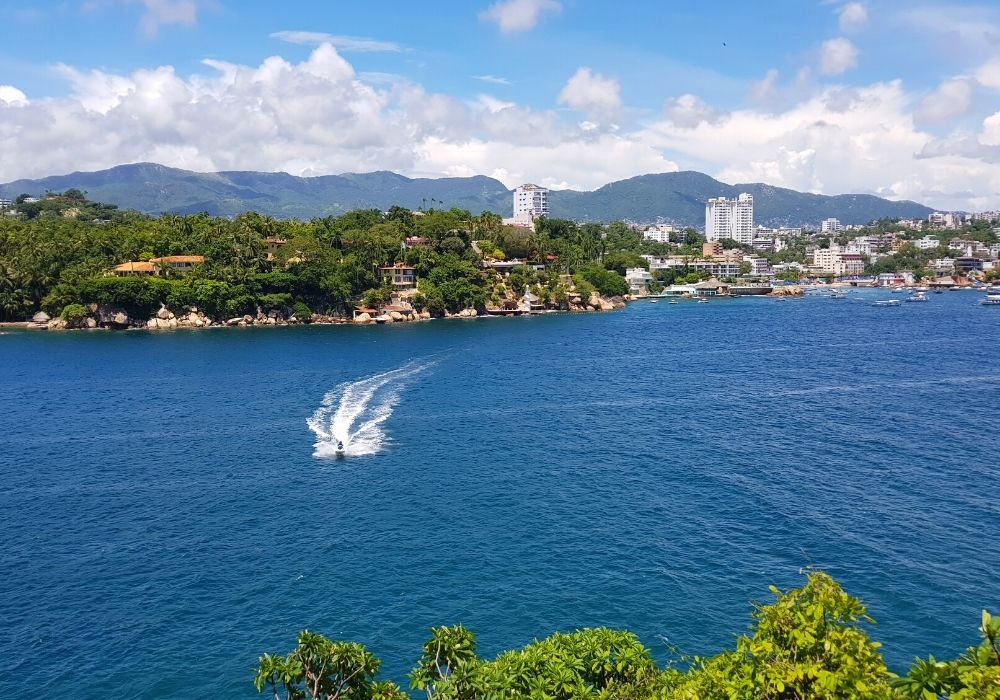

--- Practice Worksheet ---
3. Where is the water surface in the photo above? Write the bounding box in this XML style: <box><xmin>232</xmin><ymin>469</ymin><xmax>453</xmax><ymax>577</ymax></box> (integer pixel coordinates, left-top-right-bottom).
<box><xmin>2</xmin><ymin>290</ymin><xmax>998</xmax><ymax>698</ymax></box>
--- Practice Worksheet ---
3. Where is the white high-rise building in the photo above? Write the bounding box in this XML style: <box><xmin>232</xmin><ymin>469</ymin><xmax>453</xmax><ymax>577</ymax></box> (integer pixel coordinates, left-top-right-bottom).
<box><xmin>821</xmin><ymin>218</ymin><xmax>843</xmax><ymax>233</ymax></box>
<box><xmin>512</xmin><ymin>184</ymin><xmax>549</xmax><ymax>223</ymax></box>
<box><xmin>705</xmin><ymin>193</ymin><xmax>753</xmax><ymax>244</ymax></box>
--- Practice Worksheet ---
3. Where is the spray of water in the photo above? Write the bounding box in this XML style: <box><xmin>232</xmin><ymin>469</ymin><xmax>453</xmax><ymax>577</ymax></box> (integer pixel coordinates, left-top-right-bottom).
<box><xmin>307</xmin><ymin>361</ymin><xmax>432</xmax><ymax>458</ymax></box>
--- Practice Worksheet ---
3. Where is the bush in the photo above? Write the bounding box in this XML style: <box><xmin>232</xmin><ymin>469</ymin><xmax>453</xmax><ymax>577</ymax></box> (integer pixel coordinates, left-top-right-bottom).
<box><xmin>60</xmin><ymin>303</ymin><xmax>88</xmax><ymax>323</ymax></box>
<box><xmin>575</xmin><ymin>265</ymin><xmax>629</xmax><ymax>297</ymax></box>
<box><xmin>292</xmin><ymin>301</ymin><xmax>312</xmax><ymax>320</ymax></box>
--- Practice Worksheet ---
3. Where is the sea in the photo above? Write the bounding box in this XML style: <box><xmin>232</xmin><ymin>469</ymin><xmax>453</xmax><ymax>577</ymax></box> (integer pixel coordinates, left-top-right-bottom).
<box><xmin>2</xmin><ymin>288</ymin><xmax>998</xmax><ymax>698</ymax></box>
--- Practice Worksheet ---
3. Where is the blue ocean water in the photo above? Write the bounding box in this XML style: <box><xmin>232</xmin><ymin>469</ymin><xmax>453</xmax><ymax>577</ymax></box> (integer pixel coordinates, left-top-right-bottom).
<box><xmin>1</xmin><ymin>290</ymin><xmax>998</xmax><ymax>698</ymax></box>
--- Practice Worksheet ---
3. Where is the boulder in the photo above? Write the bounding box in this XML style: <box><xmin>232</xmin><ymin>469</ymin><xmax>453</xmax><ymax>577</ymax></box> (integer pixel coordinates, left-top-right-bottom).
<box><xmin>112</xmin><ymin>312</ymin><xmax>129</xmax><ymax>327</ymax></box>
<box><xmin>85</xmin><ymin>317</ymin><xmax>97</xmax><ymax>329</ymax></box>
<box><xmin>32</xmin><ymin>311</ymin><xmax>51</xmax><ymax>324</ymax></box>
<box><xmin>156</xmin><ymin>306</ymin><xmax>171</xmax><ymax>320</ymax></box>
<box><xmin>226</xmin><ymin>317</ymin><xmax>244</xmax><ymax>327</ymax></box>
<box><xmin>47</xmin><ymin>318</ymin><xmax>67</xmax><ymax>330</ymax></box>
<box><xmin>389</xmin><ymin>311</ymin><xmax>404</xmax><ymax>322</ymax></box>
<box><xmin>354</xmin><ymin>312</ymin><xmax>372</xmax><ymax>325</ymax></box>
<box><xmin>147</xmin><ymin>319</ymin><xmax>158</xmax><ymax>329</ymax></box>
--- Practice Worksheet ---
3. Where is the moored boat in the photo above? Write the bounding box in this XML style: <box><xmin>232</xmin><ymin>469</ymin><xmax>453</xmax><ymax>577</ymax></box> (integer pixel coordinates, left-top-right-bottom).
<box><xmin>872</xmin><ymin>299</ymin><xmax>901</xmax><ymax>307</ymax></box>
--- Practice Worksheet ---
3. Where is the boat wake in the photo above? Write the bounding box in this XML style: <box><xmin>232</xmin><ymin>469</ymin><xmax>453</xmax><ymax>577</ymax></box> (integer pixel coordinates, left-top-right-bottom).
<box><xmin>307</xmin><ymin>361</ymin><xmax>432</xmax><ymax>459</ymax></box>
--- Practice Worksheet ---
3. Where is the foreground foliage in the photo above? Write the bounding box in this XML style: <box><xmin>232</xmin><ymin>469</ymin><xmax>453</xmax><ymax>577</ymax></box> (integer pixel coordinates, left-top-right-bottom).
<box><xmin>255</xmin><ymin>572</ymin><xmax>999</xmax><ymax>699</ymax></box>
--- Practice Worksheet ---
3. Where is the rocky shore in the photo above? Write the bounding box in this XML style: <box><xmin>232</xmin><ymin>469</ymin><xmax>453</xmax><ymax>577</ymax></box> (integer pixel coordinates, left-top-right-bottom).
<box><xmin>27</xmin><ymin>294</ymin><xmax>627</xmax><ymax>332</ymax></box>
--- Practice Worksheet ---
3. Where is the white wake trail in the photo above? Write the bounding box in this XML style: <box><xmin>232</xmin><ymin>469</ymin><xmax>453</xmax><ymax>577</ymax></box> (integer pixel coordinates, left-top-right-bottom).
<box><xmin>307</xmin><ymin>361</ymin><xmax>431</xmax><ymax>459</ymax></box>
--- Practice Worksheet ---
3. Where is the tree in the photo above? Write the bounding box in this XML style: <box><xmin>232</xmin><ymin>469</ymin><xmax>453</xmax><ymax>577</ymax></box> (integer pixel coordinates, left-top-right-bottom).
<box><xmin>255</xmin><ymin>631</ymin><xmax>406</xmax><ymax>700</ymax></box>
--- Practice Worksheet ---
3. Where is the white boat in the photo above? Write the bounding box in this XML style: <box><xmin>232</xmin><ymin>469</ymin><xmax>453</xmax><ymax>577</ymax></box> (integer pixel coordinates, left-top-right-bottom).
<box><xmin>890</xmin><ymin>287</ymin><xmax>906</xmax><ymax>293</ymax></box>
<box><xmin>872</xmin><ymin>299</ymin><xmax>901</xmax><ymax>307</ymax></box>
<box><xmin>649</xmin><ymin>299</ymin><xmax>658</xmax><ymax>304</ymax></box>
<box><xmin>906</xmin><ymin>292</ymin><xmax>928</xmax><ymax>302</ymax></box>
<box><xmin>697</xmin><ymin>299</ymin><xmax>709</xmax><ymax>304</ymax></box>
<box><xmin>668</xmin><ymin>299</ymin><xmax>679</xmax><ymax>305</ymax></box>
<box><xmin>981</xmin><ymin>294</ymin><xmax>1000</xmax><ymax>306</ymax></box>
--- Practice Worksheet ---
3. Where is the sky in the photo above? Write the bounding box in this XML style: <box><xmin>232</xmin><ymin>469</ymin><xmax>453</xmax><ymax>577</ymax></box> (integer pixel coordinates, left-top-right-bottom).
<box><xmin>1</xmin><ymin>0</ymin><xmax>999</xmax><ymax>210</ymax></box>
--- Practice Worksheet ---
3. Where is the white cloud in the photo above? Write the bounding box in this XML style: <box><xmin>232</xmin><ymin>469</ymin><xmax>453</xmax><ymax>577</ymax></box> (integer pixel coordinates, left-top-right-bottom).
<box><xmin>1</xmin><ymin>44</ymin><xmax>998</xmax><ymax>211</ymax></box>
<box><xmin>748</xmin><ymin>69</ymin><xmax>780</xmax><ymax>103</ymax></box>
<box><xmin>663</xmin><ymin>94</ymin><xmax>725</xmax><ymax>128</ymax></box>
<box><xmin>82</xmin><ymin>0</ymin><xmax>203</xmax><ymax>37</ymax></box>
<box><xmin>480</xmin><ymin>0</ymin><xmax>560</xmax><ymax>34</ymax></box>
<box><xmin>0</xmin><ymin>86</ymin><xmax>29</xmax><ymax>106</ymax></box>
<box><xmin>270</xmin><ymin>31</ymin><xmax>402</xmax><ymax>52</ymax></box>
<box><xmin>474</xmin><ymin>75</ymin><xmax>512</xmax><ymax>85</ymax></box>
<box><xmin>914</xmin><ymin>77</ymin><xmax>974</xmax><ymax>125</ymax></box>
<box><xmin>982</xmin><ymin>112</ymin><xmax>1000</xmax><ymax>147</ymax></box>
<box><xmin>838</xmin><ymin>2</ymin><xmax>868</xmax><ymax>32</ymax></box>
<box><xmin>557</xmin><ymin>67</ymin><xmax>621</xmax><ymax>115</ymax></box>
<box><xmin>976</xmin><ymin>59</ymin><xmax>1000</xmax><ymax>91</ymax></box>
<box><xmin>642</xmin><ymin>80</ymin><xmax>1000</xmax><ymax>209</ymax></box>
<box><xmin>819</xmin><ymin>38</ymin><xmax>859</xmax><ymax>75</ymax></box>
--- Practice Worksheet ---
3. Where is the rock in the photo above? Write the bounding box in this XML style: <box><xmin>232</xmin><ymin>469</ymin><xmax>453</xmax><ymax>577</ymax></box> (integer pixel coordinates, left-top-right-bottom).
<box><xmin>420</xmin><ymin>311</ymin><xmax>431</xmax><ymax>320</ymax></box>
<box><xmin>354</xmin><ymin>312</ymin><xmax>372</xmax><ymax>325</ymax></box>
<box><xmin>238</xmin><ymin>321</ymin><xmax>247</xmax><ymax>327</ymax></box>
<box><xmin>389</xmin><ymin>311</ymin><xmax>404</xmax><ymax>322</ymax></box>
<box><xmin>47</xmin><ymin>319</ymin><xmax>67</xmax><ymax>330</ymax></box>
<box><xmin>226</xmin><ymin>317</ymin><xmax>243</xmax><ymax>326</ymax></box>
<box><xmin>85</xmin><ymin>317</ymin><xmax>97</xmax><ymax>329</ymax></box>
<box><xmin>168</xmin><ymin>318</ymin><xmax>178</xmax><ymax>328</ymax></box>
<box><xmin>156</xmin><ymin>306</ymin><xmax>170</xmax><ymax>320</ymax></box>
<box><xmin>467</xmin><ymin>308</ymin><xmax>478</xmax><ymax>317</ymax></box>
<box><xmin>112</xmin><ymin>312</ymin><xmax>129</xmax><ymax>327</ymax></box>
<box><xmin>147</xmin><ymin>319</ymin><xmax>158</xmax><ymax>329</ymax></box>
<box><xmin>243</xmin><ymin>314</ymin><xmax>253</xmax><ymax>323</ymax></box>
<box><xmin>266</xmin><ymin>317</ymin><xmax>276</xmax><ymax>325</ymax></box>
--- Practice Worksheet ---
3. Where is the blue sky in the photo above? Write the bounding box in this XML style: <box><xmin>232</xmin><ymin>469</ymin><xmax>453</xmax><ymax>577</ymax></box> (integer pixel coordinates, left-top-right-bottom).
<box><xmin>1</xmin><ymin>1</ymin><xmax>999</xmax><ymax>209</ymax></box>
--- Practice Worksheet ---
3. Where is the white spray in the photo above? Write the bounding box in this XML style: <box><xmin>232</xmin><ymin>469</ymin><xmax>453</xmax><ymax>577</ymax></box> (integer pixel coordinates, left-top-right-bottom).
<box><xmin>307</xmin><ymin>361</ymin><xmax>431</xmax><ymax>458</ymax></box>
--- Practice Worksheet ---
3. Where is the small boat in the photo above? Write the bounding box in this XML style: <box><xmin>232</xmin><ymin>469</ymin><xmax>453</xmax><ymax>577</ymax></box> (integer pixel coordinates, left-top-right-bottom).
<box><xmin>830</xmin><ymin>292</ymin><xmax>847</xmax><ymax>299</ymax></box>
<box><xmin>668</xmin><ymin>299</ymin><xmax>679</xmax><ymax>305</ymax></box>
<box><xmin>872</xmin><ymin>299</ymin><xmax>901</xmax><ymax>307</ymax></box>
<box><xmin>906</xmin><ymin>292</ymin><xmax>928</xmax><ymax>302</ymax></box>
<box><xmin>981</xmin><ymin>294</ymin><xmax>1000</xmax><ymax>306</ymax></box>
<box><xmin>890</xmin><ymin>287</ymin><xmax>905</xmax><ymax>293</ymax></box>
<box><xmin>697</xmin><ymin>298</ymin><xmax>709</xmax><ymax>304</ymax></box>
<box><xmin>648</xmin><ymin>299</ymin><xmax>658</xmax><ymax>304</ymax></box>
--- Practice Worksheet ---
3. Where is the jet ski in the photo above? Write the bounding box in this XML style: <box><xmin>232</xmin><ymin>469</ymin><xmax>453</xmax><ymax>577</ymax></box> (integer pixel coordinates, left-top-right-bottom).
<box><xmin>336</xmin><ymin>440</ymin><xmax>345</xmax><ymax>454</ymax></box>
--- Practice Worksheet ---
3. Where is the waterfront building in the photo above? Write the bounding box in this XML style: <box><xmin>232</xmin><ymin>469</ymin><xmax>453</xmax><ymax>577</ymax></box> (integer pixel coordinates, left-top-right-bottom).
<box><xmin>643</xmin><ymin>255</ymin><xmax>742</xmax><ymax>278</ymax></box>
<box><xmin>813</xmin><ymin>244</ymin><xmax>864</xmax><ymax>276</ymax></box>
<box><xmin>512</xmin><ymin>184</ymin><xmax>549</xmax><ymax>223</ymax></box>
<box><xmin>931</xmin><ymin>258</ymin><xmax>956</xmax><ymax>274</ymax></box>
<box><xmin>705</xmin><ymin>193</ymin><xmax>753</xmax><ymax>244</ymax></box>
<box><xmin>821</xmin><ymin>218</ymin><xmax>843</xmax><ymax>233</ymax></box>
<box><xmin>379</xmin><ymin>263</ymin><xmax>417</xmax><ymax>290</ymax></box>
<box><xmin>625</xmin><ymin>268</ymin><xmax>654</xmax><ymax>295</ymax></box>
<box><xmin>955</xmin><ymin>256</ymin><xmax>984</xmax><ymax>275</ymax></box>
<box><xmin>744</xmin><ymin>255</ymin><xmax>773</xmax><ymax>277</ymax></box>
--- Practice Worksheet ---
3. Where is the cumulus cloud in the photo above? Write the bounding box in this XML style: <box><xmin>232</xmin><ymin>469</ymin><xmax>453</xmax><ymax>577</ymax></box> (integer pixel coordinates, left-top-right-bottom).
<box><xmin>0</xmin><ymin>86</ymin><xmax>29</xmax><ymax>106</ymax></box>
<box><xmin>976</xmin><ymin>59</ymin><xmax>1000</xmax><ymax>91</ymax></box>
<box><xmin>819</xmin><ymin>38</ymin><xmax>859</xmax><ymax>75</ymax></box>
<box><xmin>270</xmin><ymin>31</ymin><xmax>402</xmax><ymax>52</ymax></box>
<box><xmin>663</xmin><ymin>94</ymin><xmax>725</xmax><ymax>128</ymax></box>
<box><xmin>914</xmin><ymin>77</ymin><xmax>974</xmax><ymax>125</ymax></box>
<box><xmin>1</xmin><ymin>44</ymin><xmax>998</xmax><ymax>210</ymax></box>
<box><xmin>838</xmin><ymin>2</ymin><xmax>868</xmax><ymax>32</ymax></box>
<box><xmin>642</xmin><ymin>80</ymin><xmax>1000</xmax><ymax>209</ymax></box>
<box><xmin>981</xmin><ymin>112</ymin><xmax>1000</xmax><ymax>146</ymax></box>
<box><xmin>480</xmin><ymin>0</ymin><xmax>560</xmax><ymax>34</ymax></box>
<box><xmin>557</xmin><ymin>68</ymin><xmax>621</xmax><ymax>115</ymax></box>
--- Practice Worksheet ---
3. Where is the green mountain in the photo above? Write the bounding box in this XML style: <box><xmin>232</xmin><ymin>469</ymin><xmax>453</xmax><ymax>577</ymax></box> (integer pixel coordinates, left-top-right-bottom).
<box><xmin>0</xmin><ymin>163</ymin><xmax>935</xmax><ymax>226</ymax></box>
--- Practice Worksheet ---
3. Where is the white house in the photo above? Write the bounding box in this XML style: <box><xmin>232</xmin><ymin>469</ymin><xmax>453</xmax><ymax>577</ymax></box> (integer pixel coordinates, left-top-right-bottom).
<box><xmin>625</xmin><ymin>268</ymin><xmax>654</xmax><ymax>295</ymax></box>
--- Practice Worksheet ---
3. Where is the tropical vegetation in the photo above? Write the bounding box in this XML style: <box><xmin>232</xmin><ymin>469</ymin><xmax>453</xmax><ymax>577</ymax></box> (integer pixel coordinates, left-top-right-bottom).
<box><xmin>0</xmin><ymin>192</ymin><xmax>651</xmax><ymax>323</ymax></box>
<box><xmin>255</xmin><ymin>572</ymin><xmax>999</xmax><ymax>700</ymax></box>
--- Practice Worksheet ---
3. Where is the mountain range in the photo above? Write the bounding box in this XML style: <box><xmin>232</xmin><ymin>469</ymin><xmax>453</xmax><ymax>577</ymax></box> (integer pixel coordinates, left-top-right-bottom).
<box><xmin>0</xmin><ymin>163</ymin><xmax>935</xmax><ymax>227</ymax></box>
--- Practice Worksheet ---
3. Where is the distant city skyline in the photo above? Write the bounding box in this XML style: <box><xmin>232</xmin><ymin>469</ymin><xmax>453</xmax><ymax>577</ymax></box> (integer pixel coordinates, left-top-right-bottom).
<box><xmin>0</xmin><ymin>1</ymin><xmax>999</xmax><ymax>210</ymax></box>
